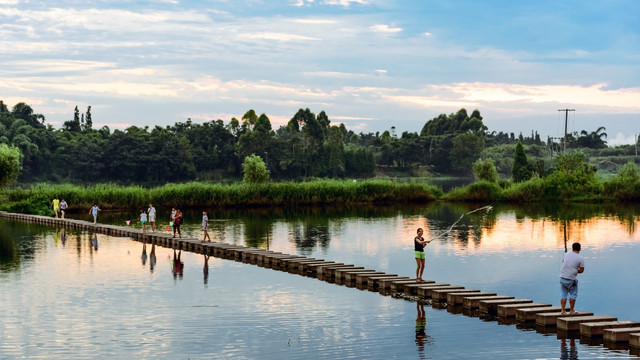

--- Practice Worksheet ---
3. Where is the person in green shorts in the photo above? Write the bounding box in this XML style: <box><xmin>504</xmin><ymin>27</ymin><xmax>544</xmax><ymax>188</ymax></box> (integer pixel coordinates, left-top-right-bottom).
<box><xmin>414</xmin><ymin>228</ymin><xmax>431</xmax><ymax>282</ymax></box>
<box><xmin>140</xmin><ymin>209</ymin><xmax>148</xmax><ymax>233</ymax></box>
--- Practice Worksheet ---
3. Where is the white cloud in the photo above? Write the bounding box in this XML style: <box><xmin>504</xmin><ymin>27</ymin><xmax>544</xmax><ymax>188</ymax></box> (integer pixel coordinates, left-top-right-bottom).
<box><xmin>293</xmin><ymin>18</ymin><xmax>336</xmax><ymax>24</ymax></box>
<box><xmin>323</xmin><ymin>0</ymin><xmax>370</xmax><ymax>6</ymax></box>
<box><xmin>370</xmin><ymin>24</ymin><xmax>402</xmax><ymax>33</ymax></box>
<box><xmin>238</xmin><ymin>32</ymin><xmax>320</xmax><ymax>42</ymax></box>
<box><xmin>608</xmin><ymin>132</ymin><xmax>638</xmax><ymax>146</ymax></box>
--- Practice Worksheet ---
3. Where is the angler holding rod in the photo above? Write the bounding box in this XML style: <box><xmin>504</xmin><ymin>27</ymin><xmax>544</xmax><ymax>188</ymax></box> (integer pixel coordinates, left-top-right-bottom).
<box><xmin>412</xmin><ymin>205</ymin><xmax>493</xmax><ymax>282</ymax></box>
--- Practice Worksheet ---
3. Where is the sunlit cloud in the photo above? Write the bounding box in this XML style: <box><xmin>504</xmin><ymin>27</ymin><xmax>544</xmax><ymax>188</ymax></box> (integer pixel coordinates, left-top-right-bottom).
<box><xmin>437</xmin><ymin>82</ymin><xmax>640</xmax><ymax>111</ymax></box>
<box><xmin>331</xmin><ymin>115</ymin><xmax>377</xmax><ymax>121</ymax></box>
<box><xmin>383</xmin><ymin>95</ymin><xmax>478</xmax><ymax>109</ymax></box>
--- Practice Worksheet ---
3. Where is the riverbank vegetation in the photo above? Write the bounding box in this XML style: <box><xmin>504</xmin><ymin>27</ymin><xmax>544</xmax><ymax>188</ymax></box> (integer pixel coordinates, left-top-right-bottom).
<box><xmin>2</xmin><ymin>101</ymin><xmax>638</xmax><ymax>185</ymax></box>
<box><xmin>0</xmin><ymin>180</ymin><xmax>443</xmax><ymax>215</ymax></box>
<box><xmin>2</xmin><ymin>100</ymin><xmax>640</xmax><ymax>215</ymax></box>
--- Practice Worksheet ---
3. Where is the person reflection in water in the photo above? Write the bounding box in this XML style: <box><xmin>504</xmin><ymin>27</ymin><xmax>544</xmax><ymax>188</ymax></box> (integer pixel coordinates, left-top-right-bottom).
<box><xmin>203</xmin><ymin>254</ymin><xmax>210</xmax><ymax>285</ymax></box>
<box><xmin>560</xmin><ymin>338</ymin><xmax>578</xmax><ymax>360</ymax></box>
<box><xmin>149</xmin><ymin>243</ymin><xmax>156</xmax><ymax>273</ymax></box>
<box><xmin>415</xmin><ymin>302</ymin><xmax>430</xmax><ymax>355</ymax></box>
<box><xmin>141</xmin><ymin>241</ymin><xmax>148</xmax><ymax>266</ymax></box>
<box><xmin>92</xmin><ymin>234</ymin><xmax>98</xmax><ymax>251</ymax></box>
<box><xmin>172</xmin><ymin>249</ymin><xmax>184</xmax><ymax>279</ymax></box>
<box><xmin>61</xmin><ymin>227</ymin><xmax>67</xmax><ymax>246</ymax></box>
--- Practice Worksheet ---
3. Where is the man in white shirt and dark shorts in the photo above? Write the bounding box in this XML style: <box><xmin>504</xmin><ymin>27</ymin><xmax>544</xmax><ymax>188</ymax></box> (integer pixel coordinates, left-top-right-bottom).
<box><xmin>148</xmin><ymin>204</ymin><xmax>157</xmax><ymax>232</ymax></box>
<box><xmin>559</xmin><ymin>242</ymin><xmax>585</xmax><ymax>315</ymax></box>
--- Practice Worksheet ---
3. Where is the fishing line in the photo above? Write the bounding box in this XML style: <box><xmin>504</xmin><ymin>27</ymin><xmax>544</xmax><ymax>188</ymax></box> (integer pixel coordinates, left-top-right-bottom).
<box><xmin>431</xmin><ymin>205</ymin><xmax>493</xmax><ymax>241</ymax></box>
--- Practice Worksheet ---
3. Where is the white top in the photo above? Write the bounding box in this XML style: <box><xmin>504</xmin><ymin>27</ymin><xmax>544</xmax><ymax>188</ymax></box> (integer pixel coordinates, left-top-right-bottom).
<box><xmin>148</xmin><ymin>207</ymin><xmax>156</xmax><ymax>220</ymax></box>
<box><xmin>202</xmin><ymin>215</ymin><xmax>208</xmax><ymax>227</ymax></box>
<box><xmin>140</xmin><ymin>213</ymin><xmax>148</xmax><ymax>222</ymax></box>
<box><xmin>560</xmin><ymin>251</ymin><xmax>584</xmax><ymax>280</ymax></box>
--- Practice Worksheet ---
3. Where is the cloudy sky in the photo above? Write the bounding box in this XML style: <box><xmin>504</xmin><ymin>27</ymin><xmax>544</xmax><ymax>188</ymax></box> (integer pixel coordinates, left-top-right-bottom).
<box><xmin>1</xmin><ymin>0</ymin><xmax>639</xmax><ymax>145</ymax></box>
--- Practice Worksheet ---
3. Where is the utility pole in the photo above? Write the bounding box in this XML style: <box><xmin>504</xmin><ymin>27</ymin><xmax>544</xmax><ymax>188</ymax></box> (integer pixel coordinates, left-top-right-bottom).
<box><xmin>558</xmin><ymin>109</ymin><xmax>575</xmax><ymax>154</ymax></box>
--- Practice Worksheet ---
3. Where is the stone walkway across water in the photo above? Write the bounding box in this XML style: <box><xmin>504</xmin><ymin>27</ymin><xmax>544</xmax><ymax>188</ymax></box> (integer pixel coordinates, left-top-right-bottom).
<box><xmin>2</xmin><ymin>210</ymin><xmax>639</xmax><ymax>356</ymax></box>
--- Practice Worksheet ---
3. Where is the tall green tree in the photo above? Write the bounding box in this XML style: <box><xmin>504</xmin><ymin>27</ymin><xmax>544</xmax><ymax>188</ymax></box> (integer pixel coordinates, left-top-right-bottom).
<box><xmin>512</xmin><ymin>142</ymin><xmax>533</xmax><ymax>182</ymax></box>
<box><xmin>84</xmin><ymin>106</ymin><xmax>93</xmax><ymax>131</ymax></box>
<box><xmin>450</xmin><ymin>132</ymin><xmax>483</xmax><ymax>174</ymax></box>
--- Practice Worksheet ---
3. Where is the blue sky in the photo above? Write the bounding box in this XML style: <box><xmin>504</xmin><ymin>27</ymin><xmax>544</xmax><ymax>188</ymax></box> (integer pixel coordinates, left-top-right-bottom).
<box><xmin>1</xmin><ymin>0</ymin><xmax>639</xmax><ymax>144</ymax></box>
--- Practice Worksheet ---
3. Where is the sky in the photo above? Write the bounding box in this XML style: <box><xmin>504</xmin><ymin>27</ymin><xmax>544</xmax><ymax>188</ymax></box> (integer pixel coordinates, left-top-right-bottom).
<box><xmin>1</xmin><ymin>0</ymin><xmax>639</xmax><ymax>145</ymax></box>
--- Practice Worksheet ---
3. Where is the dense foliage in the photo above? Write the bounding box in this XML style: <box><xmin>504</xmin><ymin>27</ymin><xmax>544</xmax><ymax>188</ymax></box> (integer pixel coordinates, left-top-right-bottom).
<box><xmin>242</xmin><ymin>154</ymin><xmax>270</xmax><ymax>184</ymax></box>
<box><xmin>1</xmin><ymin>100</ymin><xmax>638</xmax><ymax>187</ymax></box>
<box><xmin>0</xmin><ymin>143</ymin><xmax>22</xmax><ymax>188</ymax></box>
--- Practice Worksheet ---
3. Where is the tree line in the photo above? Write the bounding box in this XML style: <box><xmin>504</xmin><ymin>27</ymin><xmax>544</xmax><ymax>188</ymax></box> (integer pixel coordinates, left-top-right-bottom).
<box><xmin>0</xmin><ymin>100</ymin><xmax>635</xmax><ymax>185</ymax></box>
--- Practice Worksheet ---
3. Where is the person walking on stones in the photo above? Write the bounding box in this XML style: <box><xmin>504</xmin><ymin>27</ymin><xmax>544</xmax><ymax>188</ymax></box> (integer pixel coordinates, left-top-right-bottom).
<box><xmin>560</xmin><ymin>242</ymin><xmax>585</xmax><ymax>315</ymax></box>
<box><xmin>202</xmin><ymin>211</ymin><xmax>210</xmax><ymax>242</ymax></box>
<box><xmin>59</xmin><ymin>199</ymin><xmax>68</xmax><ymax>219</ymax></box>
<box><xmin>89</xmin><ymin>203</ymin><xmax>101</xmax><ymax>223</ymax></box>
<box><xmin>139</xmin><ymin>209</ymin><xmax>148</xmax><ymax>233</ymax></box>
<box><xmin>147</xmin><ymin>203</ymin><xmax>156</xmax><ymax>232</ymax></box>
<box><xmin>52</xmin><ymin>197</ymin><xmax>60</xmax><ymax>218</ymax></box>
<box><xmin>414</xmin><ymin>228</ymin><xmax>431</xmax><ymax>282</ymax></box>
<box><xmin>173</xmin><ymin>209</ymin><xmax>183</xmax><ymax>239</ymax></box>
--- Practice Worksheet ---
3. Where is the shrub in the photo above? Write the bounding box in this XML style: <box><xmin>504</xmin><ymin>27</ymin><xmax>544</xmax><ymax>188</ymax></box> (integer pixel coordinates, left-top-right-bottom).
<box><xmin>242</xmin><ymin>154</ymin><xmax>270</xmax><ymax>184</ymax></box>
<box><xmin>472</xmin><ymin>158</ymin><xmax>499</xmax><ymax>183</ymax></box>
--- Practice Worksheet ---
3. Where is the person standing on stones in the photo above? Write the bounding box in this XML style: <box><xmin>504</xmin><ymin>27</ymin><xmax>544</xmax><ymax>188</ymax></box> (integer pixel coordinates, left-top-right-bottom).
<box><xmin>147</xmin><ymin>204</ymin><xmax>156</xmax><ymax>232</ymax></box>
<box><xmin>173</xmin><ymin>209</ymin><xmax>183</xmax><ymax>239</ymax></box>
<box><xmin>559</xmin><ymin>242</ymin><xmax>585</xmax><ymax>315</ymax></box>
<box><xmin>414</xmin><ymin>228</ymin><xmax>431</xmax><ymax>282</ymax></box>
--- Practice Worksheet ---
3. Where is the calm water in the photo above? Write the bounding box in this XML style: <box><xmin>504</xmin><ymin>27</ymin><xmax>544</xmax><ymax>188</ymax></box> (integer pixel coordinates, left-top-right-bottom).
<box><xmin>1</xmin><ymin>203</ymin><xmax>640</xmax><ymax>359</ymax></box>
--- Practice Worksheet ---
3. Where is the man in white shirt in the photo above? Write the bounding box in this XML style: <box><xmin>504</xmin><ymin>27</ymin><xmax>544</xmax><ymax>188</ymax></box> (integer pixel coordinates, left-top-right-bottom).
<box><xmin>148</xmin><ymin>204</ymin><xmax>157</xmax><ymax>232</ymax></box>
<box><xmin>559</xmin><ymin>242</ymin><xmax>585</xmax><ymax>315</ymax></box>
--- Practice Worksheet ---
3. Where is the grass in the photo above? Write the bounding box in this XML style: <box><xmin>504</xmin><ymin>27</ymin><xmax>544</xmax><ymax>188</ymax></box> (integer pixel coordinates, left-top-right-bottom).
<box><xmin>0</xmin><ymin>179</ymin><xmax>443</xmax><ymax>214</ymax></box>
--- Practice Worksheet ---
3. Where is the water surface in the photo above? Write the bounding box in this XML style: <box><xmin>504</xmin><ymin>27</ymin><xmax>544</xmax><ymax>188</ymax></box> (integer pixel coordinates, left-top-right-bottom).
<box><xmin>1</xmin><ymin>203</ymin><xmax>639</xmax><ymax>359</ymax></box>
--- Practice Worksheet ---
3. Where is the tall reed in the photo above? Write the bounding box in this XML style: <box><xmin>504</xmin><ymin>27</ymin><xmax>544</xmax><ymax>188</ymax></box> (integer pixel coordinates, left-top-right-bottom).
<box><xmin>1</xmin><ymin>180</ymin><xmax>442</xmax><ymax>213</ymax></box>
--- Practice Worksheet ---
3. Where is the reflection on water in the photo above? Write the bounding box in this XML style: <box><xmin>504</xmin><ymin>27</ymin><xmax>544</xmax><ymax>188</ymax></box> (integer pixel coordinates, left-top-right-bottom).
<box><xmin>1</xmin><ymin>202</ymin><xmax>639</xmax><ymax>359</ymax></box>
<box><xmin>561</xmin><ymin>338</ymin><xmax>578</xmax><ymax>360</ymax></box>
<box><xmin>415</xmin><ymin>302</ymin><xmax>432</xmax><ymax>359</ymax></box>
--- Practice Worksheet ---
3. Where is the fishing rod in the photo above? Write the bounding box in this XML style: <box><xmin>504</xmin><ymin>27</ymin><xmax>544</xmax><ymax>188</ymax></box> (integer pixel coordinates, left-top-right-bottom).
<box><xmin>430</xmin><ymin>205</ymin><xmax>493</xmax><ymax>241</ymax></box>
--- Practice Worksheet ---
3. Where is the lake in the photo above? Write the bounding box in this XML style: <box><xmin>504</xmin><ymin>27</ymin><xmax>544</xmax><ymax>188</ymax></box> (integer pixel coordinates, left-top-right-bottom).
<box><xmin>1</xmin><ymin>202</ymin><xmax>639</xmax><ymax>359</ymax></box>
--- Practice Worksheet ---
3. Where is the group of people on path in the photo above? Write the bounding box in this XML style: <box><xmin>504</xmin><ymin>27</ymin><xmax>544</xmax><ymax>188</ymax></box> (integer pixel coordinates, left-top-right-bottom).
<box><xmin>51</xmin><ymin>198</ymin><xmax>210</xmax><ymax>241</ymax></box>
<box><xmin>51</xmin><ymin>197</ymin><xmax>68</xmax><ymax>219</ymax></box>
<box><xmin>414</xmin><ymin>228</ymin><xmax>585</xmax><ymax>314</ymax></box>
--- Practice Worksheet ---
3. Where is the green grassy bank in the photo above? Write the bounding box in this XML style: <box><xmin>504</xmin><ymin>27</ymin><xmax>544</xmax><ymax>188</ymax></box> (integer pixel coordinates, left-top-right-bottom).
<box><xmin>0</xmin><ymin>180</ymin><xmax>443</xmax><ymax>215</ymax></box>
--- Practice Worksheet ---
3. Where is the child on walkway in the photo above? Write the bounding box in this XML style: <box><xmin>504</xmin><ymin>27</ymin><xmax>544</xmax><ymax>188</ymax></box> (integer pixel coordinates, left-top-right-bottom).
<box><xmin>202</xmin><ymin>211</ymin><xmax>210</xmax><ymax>242</ymax></box>
<box><xmin>140</xmin><ymin>209</ymin><xmax>148</xmax><ymax>233</ymax></box>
